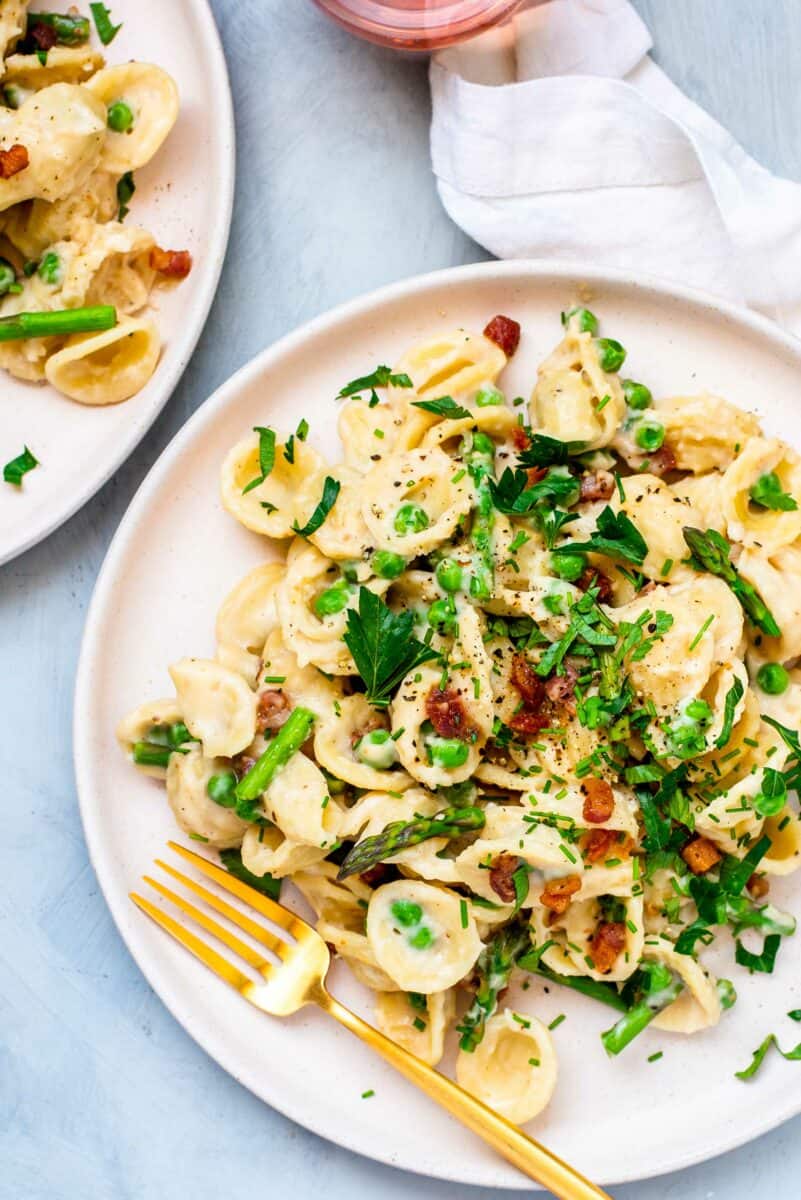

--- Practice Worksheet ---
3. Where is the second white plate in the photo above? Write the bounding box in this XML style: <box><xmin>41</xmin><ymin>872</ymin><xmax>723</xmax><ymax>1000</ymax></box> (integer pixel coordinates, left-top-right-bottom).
<box><xmin>75</xmin><ymin>261</ymin><xmax>801</xmax><ymax>1190</ymax></box>
<box><xmin>0</xmin><ymin>0</ymin><xmax>234</xmax><ymax>565</ymax></box>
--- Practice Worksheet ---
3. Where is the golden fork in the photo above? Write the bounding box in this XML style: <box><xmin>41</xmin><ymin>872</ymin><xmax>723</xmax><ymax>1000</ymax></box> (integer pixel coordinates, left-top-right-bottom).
<box><xmin>131</xmin><ymin>841</ymin><xmax>614</xmax><ymax>1200</ymax></box>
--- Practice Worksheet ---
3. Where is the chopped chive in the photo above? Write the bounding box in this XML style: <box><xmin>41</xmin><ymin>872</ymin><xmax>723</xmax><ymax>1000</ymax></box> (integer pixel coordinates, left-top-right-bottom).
<box><xmin>689</xmin><ymin>613</ymin><xmax>715</xmax><ymax>651</ymax></box>
<box><xmin>263</xmin><ymin>675</ymin><xmax>286</xmax><ymax>684</ymax></box>
<box><xmin>647</xmin><ymin>1051</ymin><xmax>663</xmax><ymax>1063</ymax></box>
<box><xmin>660</xmin><ymin>558</ymin><xmax>673</xmax><ymax>576</ymax></box>
<box><xmin>548</xmin><ymin>1013</ymin><xmax>566</xmax><ymax>1031</ymax></box>
<box><xmin>460</xmin><ymin>898</ymin><xmax>468</xmax><ymax>929</ymax></box>
<box><xmin>361</xmin><ymin>1089</ymin><xmax>375</xmax><ymax>1099</ymax></box>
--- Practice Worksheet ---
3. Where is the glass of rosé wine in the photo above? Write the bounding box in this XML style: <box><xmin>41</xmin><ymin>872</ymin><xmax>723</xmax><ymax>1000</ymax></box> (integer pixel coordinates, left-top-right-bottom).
<box><xmin>310</xmin><ymin>0</ymin><xmax>523</xmax><ymax>51</ymax></box>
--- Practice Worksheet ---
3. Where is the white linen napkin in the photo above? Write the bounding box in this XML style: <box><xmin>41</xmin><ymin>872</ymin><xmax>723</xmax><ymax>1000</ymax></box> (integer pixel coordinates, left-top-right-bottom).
<box><xmin>430</xmin><ymin>0</ymin><xmax>801</xmax><ymax>334</ymax></box>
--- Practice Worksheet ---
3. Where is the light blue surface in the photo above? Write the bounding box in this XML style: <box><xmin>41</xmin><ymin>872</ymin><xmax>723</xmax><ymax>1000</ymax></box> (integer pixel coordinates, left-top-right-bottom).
<box><xmin>3</xmin><ymin>1</ymin><xmax>801</xmax><ymax>1196</ymax></box>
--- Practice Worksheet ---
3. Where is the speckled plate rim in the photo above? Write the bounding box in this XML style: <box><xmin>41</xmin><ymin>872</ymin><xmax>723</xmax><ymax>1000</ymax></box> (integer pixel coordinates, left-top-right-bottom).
<box><xmin>75</xmin><ymin>260</ymin><xmax>801</xmax><ymax>1190</ymax></box>
<box><xmin>0</xmin><ymin>0</ymin><xmax>235</xmax><ymax>566</ymax></box>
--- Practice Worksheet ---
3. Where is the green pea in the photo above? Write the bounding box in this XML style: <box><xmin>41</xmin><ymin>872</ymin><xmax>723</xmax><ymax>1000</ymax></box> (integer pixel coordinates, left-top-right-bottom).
<box><xmin>471</xmin><ymin>430</ymin><xmax>496</xmax><ymax>457</ymax></box>
<box><xmin>355</xmin><ymin>728</ymin><xmax>397</xmax><ymax>770</ymax></box>
<box><xmin>436</xmin><ymin>558</ymin><xmax>464</xmax><ymax>593</ymax></box>
<box><xmin>427</xmin><ymin>598</ymin><xmax>458</xmax><ymax>634</ymax></box>
<box><xmin>551</xmin><ymin>552</ymin><xmax>585</xmax><ymax>582</ymax></box>
<box><xmin>393</xmin><ymin>502</ymin><xmax>429</xmax><ymax>535</ymax></box>
<box><xmin>107</xmin><ymin>100</ymin><xmax>135</xmax><ymax>133</ymax></box>
<box><xmin>623</xmin><ymin>379</ymin><xmax>652</xmax><ymax>410</ymax></box>
<box><xmin>372</xmin><ymin>550</ymin><xmax>406</xmax><ymax>579</ymax></box>
<box><xmin>685</xmin><ymin>699</ymin><xmax>713</xmax><ymax>722</ymax></box>
<box><xmin>635</xmin><ymin>420</ymin><xmax>665</xmax><ymax>453</ymax></box>
<box><xmin>207</xmin><ymin>770</ymin><xmax>238</xmax><ymax>808</ymax></box>
<box><xmin>167</xmin><ymin>721</ymin><xmax>194</xmax><ymax>748</ymax></box>
<box><xmin>595</xmin><ymin>337</ymin><xmax>627</xmax><ymax>373</ymax></box>
<box><xmin>754</xmin><ymin>790</ymin><xmax>786</xmax><ymax>818</ymax></box>
<box><xmin>562</xmin><ymin>307</ymin><xmax>598</xmax><ymax>335</ymax></box>
<box><xmin>753</xmin><ymin>769</ymin><xmax>787</xmax><ymax>818</ymax></box>
<box><xmin>0</xmin><ymin>257</ymin><xmax>16</xmax><ymax>296</ymax></box>
<box><xmin>717</xmin><ymin>979</ymin><xmax>737</xmax><ymax>1010</ymax></box>
<box><xmin>37</xmin><ymin>251</ymin><xmax>62</xmax><ymax>287</ymax></box>
<box><xmin>428</xmin><ymin>737</ymin><xmax>469</xmax><ymax>768</ymax></box>
<box><xmin>409</xmin><ymin>926</ymin><xmax>434</xmax><ymax>950</ymax></box>
<box><xmin>314</xmin><ymin>582</ymin><xmax>350</xmax><ymax>617</ymax></box>
<box><xmin>756</xmin><ymin>662</ymin><xmax>790</xmax><ymax>695</ymax></box>
<box><xmin>390</xmin><ymin>899</ymin><xmax>422</xmax><ymax>927</ymax></box>
<box><xmin>475</xmin><ymin>383</ymin><xmax>504</xmax><ymax>407</ymax></box>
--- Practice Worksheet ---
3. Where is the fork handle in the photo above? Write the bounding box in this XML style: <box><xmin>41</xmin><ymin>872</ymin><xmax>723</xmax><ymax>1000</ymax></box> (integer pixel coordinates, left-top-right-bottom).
<box><xmin>318</xmin><ymin>991</ymin><xmax>613</xmax><ymax>1199</ymax></box>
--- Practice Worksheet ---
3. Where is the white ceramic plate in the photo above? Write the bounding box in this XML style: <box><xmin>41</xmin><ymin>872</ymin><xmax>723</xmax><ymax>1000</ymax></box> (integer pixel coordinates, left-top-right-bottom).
<box><xmin>75</xmin><ymin>262</ymin><xmax>801</xmax><ymax>1190</ymax></box>
<box><xmin>0</xmin><ymin>0</ymin><xmax>234</xmax><ymax>566</ymax></box>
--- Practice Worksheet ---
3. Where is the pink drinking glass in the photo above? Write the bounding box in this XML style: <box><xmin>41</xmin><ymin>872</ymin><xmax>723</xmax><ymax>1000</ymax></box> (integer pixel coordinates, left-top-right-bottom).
<box><xmin>310</xmin><ymin>0</ymin><xmax>524</xmax><ymax>51</ymax></box>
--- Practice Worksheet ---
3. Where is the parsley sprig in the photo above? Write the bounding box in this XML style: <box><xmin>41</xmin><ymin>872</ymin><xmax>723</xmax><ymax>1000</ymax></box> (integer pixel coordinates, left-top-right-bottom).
<box><xmin>489</xmin><ymin>465</ymin><xmax>580</xmax><ymax>515</ymax></box>
<box><xmin>516</xmin><ymin>433</ymin><xmax>585</xmax><ymax>469</ymax></box>
<box><xmin>554</xmin><ymin>505</ymin><xmax>648</xmax><ymax>566</ymax></box>
<box><xmin>343</xmin><ymin>588</ymin><xmax>439</xmax><ymax>707</ymax></box>
<box><xmin>292</xmin><ymin>476</ymin><xmax>341</xmax><ymax>537</ymax></box>
<box><xmin>337</xmin><ymin>365</ymin><xmax>413</xmax><ymax>405</ymax></box>
<box><xmin>411</xmin><ymin>395</ymin><xmax>471</xmax><ymax>420</ymax></box>
<box><xmin>242</xmin><ymin>426</ymin><xmax>276</xmax><ymax>494</ymax></box>
<box><xmin>3</xmin><ymin>445</ymin><xmax>38</xmax><ymax>486</ymax></box>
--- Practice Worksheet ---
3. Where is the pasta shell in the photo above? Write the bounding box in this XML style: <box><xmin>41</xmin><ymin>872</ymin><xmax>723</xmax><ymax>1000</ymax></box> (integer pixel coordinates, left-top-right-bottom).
<box><xmin>44</xmin><ymin>316</ymin><xmax>160</xmax><ymax>405</ymax></box>
<box><xmin>86</xmin><ymin>62</ymin><xmax>179</xmax><ymax>173</ymax></box>
<box><xmin>169</xmin><ymin>657</ymin><xmax>257</xmax><ymax>759</ymax></box>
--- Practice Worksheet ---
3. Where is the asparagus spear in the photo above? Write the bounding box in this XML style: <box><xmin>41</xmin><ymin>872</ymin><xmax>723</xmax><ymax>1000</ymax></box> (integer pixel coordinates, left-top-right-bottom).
<box><xmin>235</xmin><ymin>706</ymin><xmax>316</xmax><ymax>801</ymax></box>
<box><xmin>336</xmin><ymin>806</ymin><xmax>485</xmax><ymax>880</ymax></box>
<box><xmin>27</xmin><ymin>11</ymin><xmax>90</xmax><ymax>44</ymax></box>
<box><xmin>683</xmin><ymin>527</ymin><xmax>781</xmax><ymax>637</ymax></box>
<box><xmin>0</xmin><ymin>306</ymin><xmax>117</xmax><ymax>341</ymax></box>
<box><xmin>458</xmin><ymin>922</ymin><xmax>532</xmax><ymax>1051</ymax></box>
<box><xmin>463</xmin><ymin>432</ymin><xmax>495</xmax><ymax>601</ymax></box>
<box><xmin>517</xmin><ymin>950</ymin><xmax>628</xmax><ymax>1012</ymax></box>
<box><xmin>601</xmin><ymin>962</ymin><xmax>683</xmax><ymax>1055</ymax></box>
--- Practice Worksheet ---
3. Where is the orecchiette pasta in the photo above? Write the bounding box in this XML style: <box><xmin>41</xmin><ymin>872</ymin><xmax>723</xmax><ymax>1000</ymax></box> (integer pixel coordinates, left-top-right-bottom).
<box><xmin>215</xmin><ymin>562</ymin><xmax>284</xmax><ymax>686</ymax></box>
<box><xmin>44</xmin><ymin>316</ymin><xmax>160</xmax><ymax>404</ymax></box>
<box><xmin>166</xmin><ymin>747</ymin><xmax>250</xmax><ymax>848</ymax></box>
<box><xmin>85</xmin><ymin>63</ymin><xmax>179</xmax><ymax>174</ymax></box>
<box><xmin>456</xmin><ymin>1011</ymin><xmax>558</xmax><ymax>1123</ymax></box>
<box><xmin>168</xmin><ymin>657</ymin><xmax>257</xmax><ymax>759</ymax></box>
<box><xmin>531</xmin><ymin>324</ymin><xmax>625</xmax><ymax>449</ymax></box>
<box><xmin>367</xmin><ymin>880</ymin><xmax>483</xmax><ymax>992</ymax></box>
<box><xmin>220</xmin><ymin>432</ymin><xmax>326</xmax><ymax>538</ymax></box>
<box><xmin>121</xmin><ymin>305</ymin><xmax>801</xmax><ymax>1127</ymax></box>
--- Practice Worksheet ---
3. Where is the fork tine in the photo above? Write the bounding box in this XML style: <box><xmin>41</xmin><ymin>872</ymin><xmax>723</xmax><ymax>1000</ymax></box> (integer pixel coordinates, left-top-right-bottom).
<box><xmin>130</xmin><ymin>892</ymin><xmax>253</xmax><ymax>993</ymax></box>
<box><xmin>155</xmin><ymin>859</ymin><xmax>289</xmax><ymax>959</ymax></box>
<box><xmin>143</xmin><ymin>876</ymin><xmax>275</xmax><ymax>975</ymax></box>
<box><xmin>167</xmin><ymin>840</ymin><xmax>311</xmax><ymax>938</ymax></box>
